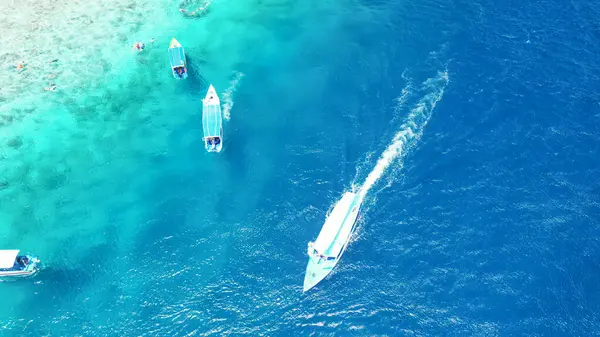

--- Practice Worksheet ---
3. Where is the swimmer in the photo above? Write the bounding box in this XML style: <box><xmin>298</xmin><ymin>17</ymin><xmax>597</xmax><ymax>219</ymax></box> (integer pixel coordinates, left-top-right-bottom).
<box><xmin>15</xmin><ymin>60</ymin><xmax>25</xmax><ymax>70</ymax></box>
<box><xmin>150</xmin><ymin>37</ymin><xmax>155</xmax><ymax>44</ymax></box>
<box><xmin>44</xmin><ymin>83</ymin><xmax>57</xmax><ymax>92</ymax></box>
<box><xmin>132</xmin><ymin>42</ymin><xmax>145</xmax><ymax>52</ymax></box>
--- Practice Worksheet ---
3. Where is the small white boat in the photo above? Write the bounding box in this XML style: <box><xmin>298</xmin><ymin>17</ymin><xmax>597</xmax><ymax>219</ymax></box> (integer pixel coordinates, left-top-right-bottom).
<box><xmin>168</xmin><ymin>38</ymin><xmax>188</xmax><ymax>79</ymax></box>
<box><xmin>303</xmin><ymin>192</ymin><xmax>363</xmax><ymax>291</ymax></box>
<box><xmin>202</xmin><ymin>84</ymin><xmax>223</xmax><ymax>153</ymax></box>
<box><xmin>0</xmin><ymin>250</ymin><xmax>40</xmax><ymax>277</ymax></box>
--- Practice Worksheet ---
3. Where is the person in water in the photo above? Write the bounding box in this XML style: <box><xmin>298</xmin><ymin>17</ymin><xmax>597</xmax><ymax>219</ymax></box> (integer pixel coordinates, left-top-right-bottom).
<box><xmin>44</xmin><ymin>83</ymin><xmax>57</xmax><ymax>92</ymax></box>
<box><xmin>132</xmin><ymin>42</ymin><xmax>145</xmax><ymax>52</ymax></box>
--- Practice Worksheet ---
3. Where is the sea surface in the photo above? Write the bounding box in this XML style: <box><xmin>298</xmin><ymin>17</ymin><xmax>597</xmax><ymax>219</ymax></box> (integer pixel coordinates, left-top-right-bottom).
<box><xmin>0</xmin><ymin>0</ymin><xmax>599</xmax><ymax>335</ymax></box>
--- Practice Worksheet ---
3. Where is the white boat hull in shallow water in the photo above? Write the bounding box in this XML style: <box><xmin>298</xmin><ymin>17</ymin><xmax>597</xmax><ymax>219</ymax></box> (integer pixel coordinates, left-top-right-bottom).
<box><xmin>0</xmin><ymin>250</ymin><xmax>40</xmax><ymax>278</ymax></box>
<box><xmin>202</xmin><ymin>85</ymin><xmax>223</xmax><ymax>153</ymax></box>
<box><xmin>304</xmin><ymin>192</ymin><xmax>362</xmax><ymax>292</ymax></box>
<box><xmin>169</xmin><ymin>38</ymin><xmax>188</xmax><ymax>80</ymax></box>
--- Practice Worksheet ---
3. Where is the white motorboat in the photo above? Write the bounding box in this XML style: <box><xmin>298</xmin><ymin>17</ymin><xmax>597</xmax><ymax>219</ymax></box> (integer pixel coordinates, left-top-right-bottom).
<box><xmin>0</xmin><ymin>250</ymin><xmax>40</xmax><ymax>277</ymax></box>
<box><xmin>303</xmin><ymin>192</ymin><xmax>362</xmax><ymax>291</ymax></box>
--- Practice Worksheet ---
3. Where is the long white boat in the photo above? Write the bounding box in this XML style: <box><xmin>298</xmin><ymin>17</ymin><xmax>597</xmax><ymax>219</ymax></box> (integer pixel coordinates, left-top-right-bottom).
<box><xmin>303</xmin><ymin>192</ymin><xmax>363</xmax><ymax>291</ymax></box>
<box><xmin>0</xmin><ymin>250</ymin><xmax>40</xmax><ymax>277</ymax></box>
<box><xmin>202</xmin><ymin>84</ymin><xmax>223</xmax><ymax>152</ymax></box>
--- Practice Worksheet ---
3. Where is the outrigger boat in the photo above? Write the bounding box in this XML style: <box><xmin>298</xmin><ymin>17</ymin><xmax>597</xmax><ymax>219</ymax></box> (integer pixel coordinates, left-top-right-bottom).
<box><xmin>202</xmin><ymin>84</ymin><xmax>223</xmax><ymax>152</ymax></box>
<box><xmin>168</xmin><ymin>38</ymin><xmax>188</xmax><ymax>79</ymax></box>
<box><xmin>303</xmin><ymin>192</ymin><xmax>363</xmax><ymax>292</ymax></box>
<box><xmin>0</xmin><ymin>250</ymin><xmax>40</xmax><ymax>277</ymax></box>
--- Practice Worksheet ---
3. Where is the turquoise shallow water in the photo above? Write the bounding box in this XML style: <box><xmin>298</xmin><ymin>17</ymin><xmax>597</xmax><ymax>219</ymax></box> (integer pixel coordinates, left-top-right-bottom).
<box><xmin>2</xmin><ymin>0</ymin><xmax>600</xmax><ymax>335</ymax></box>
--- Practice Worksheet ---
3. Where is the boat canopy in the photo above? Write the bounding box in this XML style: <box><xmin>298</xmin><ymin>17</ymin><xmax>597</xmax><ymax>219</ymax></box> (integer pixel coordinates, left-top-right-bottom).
<box><xmin>0</xmin><ymin>250</ymin><xmax>19</xmax><ymax>268</ymax></box>
<box><xmin>202</xmin><ymin>102</ymin><xmax>222</xmax><ymax>138</ymax></box>
<box><xmin>313</xmin><ymin>193</ymin><xmax>358</xmax><ymax>256</ymax></box>
<box><xmin>168</xmin><ymin>46</ymin><xmax>185</xmax><ymax>69</ymax></box>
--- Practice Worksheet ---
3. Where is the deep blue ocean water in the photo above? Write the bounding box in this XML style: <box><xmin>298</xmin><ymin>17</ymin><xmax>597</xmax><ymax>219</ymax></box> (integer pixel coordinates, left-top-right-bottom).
<box><xmin>0</xmin><ymin>0</ymin><xmax>599</xmax><ymax>335</ymax></box>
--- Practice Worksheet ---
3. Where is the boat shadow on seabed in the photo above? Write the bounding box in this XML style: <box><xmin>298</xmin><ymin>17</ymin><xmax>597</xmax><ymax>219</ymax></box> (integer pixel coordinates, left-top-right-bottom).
<box><xmin>182</xmin><ymin>55</ymin><xmax>208</xmax><ymax>92</ymax></box>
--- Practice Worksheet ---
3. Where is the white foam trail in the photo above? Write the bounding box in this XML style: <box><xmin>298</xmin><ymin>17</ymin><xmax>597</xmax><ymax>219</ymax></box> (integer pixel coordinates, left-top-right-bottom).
<box><xmin>358</xmin><ymin>70</ymin><xmax>448</xmax><ymax>200</ymax></box>
<box><xmin>221</xmin><ymin>72</ymin><xmax>244</xmax><ymax>121</ymax></box>
<box><xmin>351</xmin><ymin>78</ymin><xmax>414</xmax><ymax>193</ymax></box>
<box><xmin>395</xmin><ymin>71</ymin><xmax>413</xmax><ymax>108</ymax></box>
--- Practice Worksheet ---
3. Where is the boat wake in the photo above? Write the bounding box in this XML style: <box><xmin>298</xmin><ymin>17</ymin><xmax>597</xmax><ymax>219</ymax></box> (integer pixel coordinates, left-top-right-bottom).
<box><xmin>357</xmin><ymin>69</ymin><xmax>449</xmax><ymax>200</ymax></box>
<box><xmin>222</xmin><ymin>71</ymin><xmax>244</xmax><ymax>121</ymax></box>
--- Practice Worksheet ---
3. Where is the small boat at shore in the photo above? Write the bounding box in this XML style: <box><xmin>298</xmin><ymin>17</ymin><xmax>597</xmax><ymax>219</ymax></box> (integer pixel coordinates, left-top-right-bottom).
<box><xmin>303</xmin><ymin>192</ymin><xmax>363</xmax><ymax>292</ymax></box>
<box><xmin>168</xmin><ymin>38</ymin><xmax>188</xmax><ymax>79</ymax></box>
<box><xmin>0</xmin><ymin>250</ymin><xmax>40</xmax><ymax>277</ymax></box>
<box><xmin>202</xmin><ymin>84</ymin><xmax>223</xmax><ymax>152</ymax></box>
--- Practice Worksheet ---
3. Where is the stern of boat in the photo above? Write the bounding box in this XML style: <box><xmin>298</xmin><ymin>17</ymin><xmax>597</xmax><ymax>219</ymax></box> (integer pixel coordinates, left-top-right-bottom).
<box><xmin>204</xmin><ymin>139</ymin><xmax>214</xmax><ymax>152</ymax></box>
<box><xmin>204</xmin><ymin>135</ymin><xmax>222</xmax><ymax>153</ymax></box>
<box><xmin>0</xmin><ymin>255</ymin><xmax>41</xmax><ymax>277</ymax></box>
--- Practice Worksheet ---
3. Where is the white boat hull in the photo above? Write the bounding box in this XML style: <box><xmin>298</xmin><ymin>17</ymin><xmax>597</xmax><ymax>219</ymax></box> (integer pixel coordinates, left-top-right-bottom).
<box><xmin>203</xmin><ymin>85</ymin><xmax>223</xmax><ymax>153</ymax></box>
<box><xmin>0</xmin><ymin>255</ymin><xmax>40</xmax><ymax>278</ymax></box>
<box><xmin>303</xmin><ymin>192</ymin><xmax>362</xmax><ymax>291</ymax></box>
<box><xmin>204</xmin><ymin>127</ymin><xmax>223</xmax><ymax>153</ymax></box>
<box><xmin>0</xmin><ymin>269</ymin><xmax>37</xmax><ymax>277</ymax></box>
